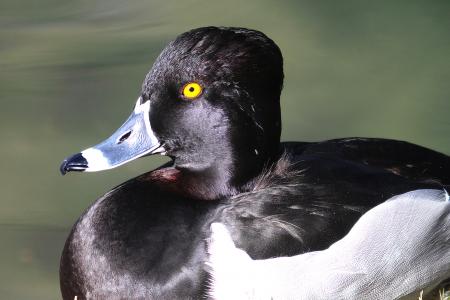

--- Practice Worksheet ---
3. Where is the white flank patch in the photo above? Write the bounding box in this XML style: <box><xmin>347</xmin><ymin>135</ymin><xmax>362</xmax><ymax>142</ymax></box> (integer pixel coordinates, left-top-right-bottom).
<box><xmin>207</xmin><ymin>223</ymin><xmax>260</xmax><ymax>300</ymax></box>
<box><xmin>206</xmin><ymin>190</ymin><xmax>450</xmax><ymax>300</ymax></box>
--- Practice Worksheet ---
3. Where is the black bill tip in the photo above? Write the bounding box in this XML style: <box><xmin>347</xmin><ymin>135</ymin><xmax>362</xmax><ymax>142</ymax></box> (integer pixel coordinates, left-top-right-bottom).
<box><xmin>60</xmin><ymin>153</ymin><xmax>88</xmax><ymax>175</ymax></box>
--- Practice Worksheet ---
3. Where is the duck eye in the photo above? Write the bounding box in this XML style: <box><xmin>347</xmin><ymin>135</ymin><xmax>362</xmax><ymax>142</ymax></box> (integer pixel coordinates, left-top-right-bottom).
<box><xmin>181</xmin><ymin>82</ymin><xmax>203</xmax><ymax>100</ymax></box>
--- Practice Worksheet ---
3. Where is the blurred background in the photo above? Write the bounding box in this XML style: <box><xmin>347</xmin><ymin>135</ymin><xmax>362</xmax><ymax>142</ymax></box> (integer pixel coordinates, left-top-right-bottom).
<box><xmin>1</xmin><ymin>0</ymin><xmax>449</xmax><ymax>298</ymax></box>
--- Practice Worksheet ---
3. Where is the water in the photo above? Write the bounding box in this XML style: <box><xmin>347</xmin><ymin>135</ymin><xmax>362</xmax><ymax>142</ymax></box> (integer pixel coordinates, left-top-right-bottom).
<box><xmin>1</xmin><ymin>0</ymin><xmax>449</xmax><ymax>298</ymax></box>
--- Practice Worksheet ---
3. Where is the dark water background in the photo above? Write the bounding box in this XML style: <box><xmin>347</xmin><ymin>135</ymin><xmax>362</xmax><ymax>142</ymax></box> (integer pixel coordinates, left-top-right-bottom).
<box><xmin>1</xmin><ymin>1</ymin><xmax>449</xmax><ymax>298</ymax></box>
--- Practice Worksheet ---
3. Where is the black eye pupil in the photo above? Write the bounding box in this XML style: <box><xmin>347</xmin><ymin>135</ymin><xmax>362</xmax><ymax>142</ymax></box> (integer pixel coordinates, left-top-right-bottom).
<box><xmin>189</xmin><ymin>87</ymin><xmax>195</xmax><ymax>92</ymax></box>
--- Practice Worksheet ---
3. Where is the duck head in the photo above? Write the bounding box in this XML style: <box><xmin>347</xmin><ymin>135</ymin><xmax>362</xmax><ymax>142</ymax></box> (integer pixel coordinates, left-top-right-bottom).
<box><xmin>60</xmin><ymin>27</ymin><xmax>284</xmax><ymax>199</ymax></box>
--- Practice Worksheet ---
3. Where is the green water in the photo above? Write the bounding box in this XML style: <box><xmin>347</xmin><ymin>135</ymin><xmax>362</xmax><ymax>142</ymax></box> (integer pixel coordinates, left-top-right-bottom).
<box><xmin>1</xmin><ymin>1</ymin><xmax>449</xmax><ymax>298</ymax></box>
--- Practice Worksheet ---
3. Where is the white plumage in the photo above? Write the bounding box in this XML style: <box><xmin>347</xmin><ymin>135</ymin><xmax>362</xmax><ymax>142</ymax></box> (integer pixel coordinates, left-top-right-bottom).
<box><xmin>207</xmin><ymin>189</ymin><xmax>450</xmax><ymax>300</ymax></box>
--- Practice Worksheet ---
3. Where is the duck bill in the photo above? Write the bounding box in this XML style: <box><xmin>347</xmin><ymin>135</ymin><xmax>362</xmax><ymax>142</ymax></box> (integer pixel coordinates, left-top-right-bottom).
<box><xmin>60</xmin><ymin>98</ymin><xmax>162</xmax><ymax>175</ymax></box>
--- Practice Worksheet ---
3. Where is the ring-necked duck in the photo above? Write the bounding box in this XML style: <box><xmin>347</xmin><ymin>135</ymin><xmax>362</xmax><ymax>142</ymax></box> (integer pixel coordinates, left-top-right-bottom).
<box><xmin>59</xmin><ymin>27</ymin><xmax>450</xmax><ymax>299</ymax></box>
<box><xmin>207</xmin><ymin>189</ymin><xmax>450</xmax><ymax>300</ymax></box>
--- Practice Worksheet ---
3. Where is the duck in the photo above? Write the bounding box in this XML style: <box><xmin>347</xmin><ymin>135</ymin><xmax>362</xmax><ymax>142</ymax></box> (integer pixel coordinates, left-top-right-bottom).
<box><xmin>206</xmin><ymin>189</ymin><xmax>450</xmax><ymax>300</ymax></box>
<box><xmin>59</xmin><ymin>26</ymin><xmax>450</xmax><ymax>299</ymax></box>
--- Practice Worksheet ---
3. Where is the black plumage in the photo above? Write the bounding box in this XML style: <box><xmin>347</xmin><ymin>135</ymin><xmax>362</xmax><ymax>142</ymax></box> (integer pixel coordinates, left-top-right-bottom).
<box><xmin>59</xmin><ymin>27</ymin><xmax>450</xmax><ymax>299</ymax></box>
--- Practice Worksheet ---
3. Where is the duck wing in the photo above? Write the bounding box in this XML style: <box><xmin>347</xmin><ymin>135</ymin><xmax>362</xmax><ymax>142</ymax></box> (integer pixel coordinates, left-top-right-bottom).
<box><xmin>290</xmin><ymin>138</ymin><xmax>449</xmax><ymax>185</ymax></box>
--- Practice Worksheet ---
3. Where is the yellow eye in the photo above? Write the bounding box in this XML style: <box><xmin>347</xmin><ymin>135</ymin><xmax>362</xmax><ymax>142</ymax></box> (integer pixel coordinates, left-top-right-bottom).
<box><xmin>182</xmin><ymin>82</ymin><xmax>203</xmax><ymax>100</ymax></box>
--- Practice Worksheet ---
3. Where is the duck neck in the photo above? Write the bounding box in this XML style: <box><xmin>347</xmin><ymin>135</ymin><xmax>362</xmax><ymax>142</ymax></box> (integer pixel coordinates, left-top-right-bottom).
<box><xmin>176</xmin><ymin>163</ymin><xmax>237</xmax><ymax>200</ymax></box>
<box><xmin>171</xmin><ymin>144</ymin><xmax>280</xmax><ymax>200</ymax></box>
